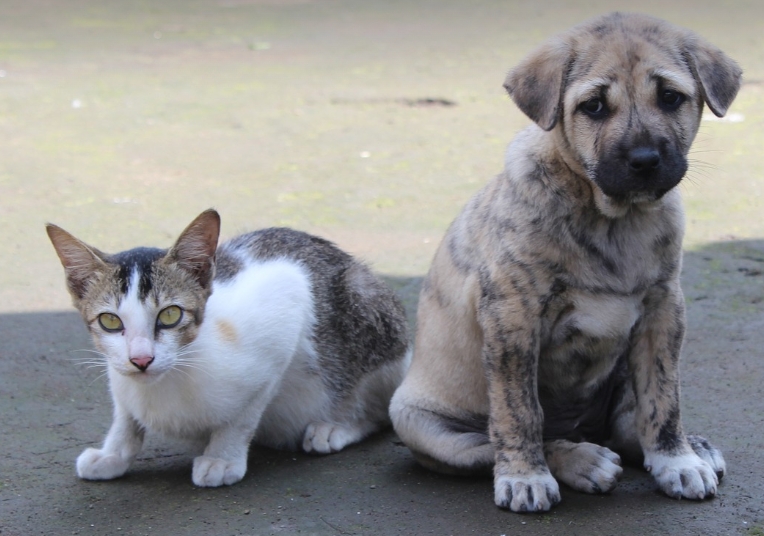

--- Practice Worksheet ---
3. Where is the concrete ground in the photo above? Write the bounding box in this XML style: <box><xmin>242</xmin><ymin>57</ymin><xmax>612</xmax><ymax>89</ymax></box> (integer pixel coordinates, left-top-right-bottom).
<box><xmin>1</xmin><ymin>1</ymin><xmax>763</xmax><ymax>534</ymax></box>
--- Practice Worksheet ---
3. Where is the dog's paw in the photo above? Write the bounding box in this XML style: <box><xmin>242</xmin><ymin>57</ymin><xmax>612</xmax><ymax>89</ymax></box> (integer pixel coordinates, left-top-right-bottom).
<box><xmin>192</xmin><ymin>455</ymin><xmax>246</xmax><ymax>487</ymax></box>
<box><xmin>546</xmin><ymin>441</ymin><xmax>622</xmax><ymax>494</ymax></box>
<box><xmin>494</xmin><ymin>470</ymin><xmax>561</xmax><ymax>512</ymax></box>
<box><xmin>644</xmin><ymin>450</ymin><xmax>718</xmax><ymax>500</ymax></box>
<box><xmin>76</xmin><ymin>447</ymin><xmax>131</xmax><ymax>480</ymax></box>
<box><xmin>302</xmin><ymin>422</ymin><xmax>362</xmax><ymax>454</ymax></box>
<box><xmin>687</xmin><ymin>435</ymin><xmax>726</xmax><ymax>480</ymax></box>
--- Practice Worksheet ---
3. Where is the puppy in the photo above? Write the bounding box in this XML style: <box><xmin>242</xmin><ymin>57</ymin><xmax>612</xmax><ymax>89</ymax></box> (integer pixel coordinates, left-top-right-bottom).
<box><xmin>390</xmin><ymin>12</ymin><xmax>741</xmax><ymax>513</ymax></box>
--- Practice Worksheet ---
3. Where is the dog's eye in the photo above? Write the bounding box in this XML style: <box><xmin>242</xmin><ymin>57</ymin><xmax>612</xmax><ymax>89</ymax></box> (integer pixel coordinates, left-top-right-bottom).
<box><xmin>659</xmin><ymin>89</ymin><xmax>685</xmax><ymax>110</ymax></box>
<box><xmin>580</xmin><ymin>97</ymin><xmax>608</xmax><ymax>119</ymax></box>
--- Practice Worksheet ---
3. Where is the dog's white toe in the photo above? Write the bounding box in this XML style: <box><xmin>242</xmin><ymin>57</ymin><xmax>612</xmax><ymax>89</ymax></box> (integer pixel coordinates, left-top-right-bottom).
<box><xmin>494</xmin><ymin>470</ymin><xmax>561</xmax><ymax>512</ymax></box>
<box><xmin>545</xmin><ymin>440</ymin><xmax>623</xmax><ymax>494</ymax></box>
<box><xmin>644</xmin><ymin>451</ymin><xmax>718</xmax><ymax>500</ymax></box>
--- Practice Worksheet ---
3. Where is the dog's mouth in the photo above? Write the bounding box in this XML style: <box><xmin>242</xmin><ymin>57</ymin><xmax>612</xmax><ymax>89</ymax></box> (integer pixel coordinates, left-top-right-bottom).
<box><xmin>604</xmin><ymin>189</ymin><xmax>671</xmax><ymax>206</ymax></box>
<box><xmin>594</xmin><ymin>175</ymin><xmax>682</xmax><ymax>202</ymax></box>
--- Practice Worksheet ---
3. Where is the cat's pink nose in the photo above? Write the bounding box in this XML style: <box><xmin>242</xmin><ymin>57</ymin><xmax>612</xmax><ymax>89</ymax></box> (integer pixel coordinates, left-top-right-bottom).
<box><xmin>130</xmin><ymin>355</ymin><xmax>154</xmax><ymax>372</ymax></box>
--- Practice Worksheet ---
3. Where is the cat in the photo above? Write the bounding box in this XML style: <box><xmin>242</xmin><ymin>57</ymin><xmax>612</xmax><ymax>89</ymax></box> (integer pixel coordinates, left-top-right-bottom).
<box><xmin>46</xmin><ymin>209</ymin><xmax>410</xmax><ymax>487</ymax></box>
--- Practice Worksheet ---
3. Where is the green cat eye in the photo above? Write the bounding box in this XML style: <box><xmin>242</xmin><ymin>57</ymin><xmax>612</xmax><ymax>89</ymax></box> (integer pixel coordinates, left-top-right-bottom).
<box><xmin>98</xmin><ymin>313</ymin><xmax>123</xmax><ymax>332</ymax></box>
<box><xmin>157</xmin><ymin>305</ymin><xmax>183</xmax><ymax>328</ymax></box>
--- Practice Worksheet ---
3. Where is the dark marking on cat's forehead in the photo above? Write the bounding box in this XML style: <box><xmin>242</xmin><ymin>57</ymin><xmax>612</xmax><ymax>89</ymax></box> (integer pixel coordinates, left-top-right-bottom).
<box><xmin>111</xmin><ymin>247</ymin><xmax>166</xmax><ymax>298</ymax></box>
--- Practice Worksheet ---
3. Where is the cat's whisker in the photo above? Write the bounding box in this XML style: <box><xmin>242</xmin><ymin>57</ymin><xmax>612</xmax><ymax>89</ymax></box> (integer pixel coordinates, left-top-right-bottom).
<box><xmin>173</xmin><ymin>361</ymin><xmax>213</xmax><ymax>378</ymax></box>
<box><xmin>79</xmin><ymin>362</ymin><xmax>108</xmax><ymax>368</ymax></box>
<box><xmin>69</xmin><ymin>358</ymin><xmax>108</xmax><ymax>367</ymax></box>
<box><xmin>174</xmin><ymin>359</ymin><xmax>204</xmax><ymax>369</ymax></box>
<box><xmin>169</xmin><ymin>366</ymin><xmax>193</xmax><ymax>380</ymax></box>
<box><xmin>88</xmin><ymin>371</ymin><xmax>109</xmax><ymax>386</ymax></box>
<box><xmin>68</xmin><ymin>348</ymin><xmax>110</xmax><ymax>361</ymax></box>
<box><xmin>176</xmin><ymin>344</ymin><xmax>201</xmax><ymax>357</ymax></box>
<box><xmin>175</xmin><ymin>350</ymin><xmax>202</xmax><ymax>359</ymax></box>
<box><xmin>68</xmin><ymin>357</ymin><xmax>103</xmax><ymax>363</ymax></box>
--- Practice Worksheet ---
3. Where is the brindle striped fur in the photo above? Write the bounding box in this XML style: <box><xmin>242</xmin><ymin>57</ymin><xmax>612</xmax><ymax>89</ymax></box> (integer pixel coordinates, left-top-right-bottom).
<box><xmin>390</xmin><ymin>12</ymin><xmax>740</xmax><ymax>513</ymax></box>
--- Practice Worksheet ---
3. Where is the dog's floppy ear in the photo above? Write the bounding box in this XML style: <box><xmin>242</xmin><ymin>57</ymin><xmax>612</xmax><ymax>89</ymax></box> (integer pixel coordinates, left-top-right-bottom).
<box><xmin>503</xmin><ymin>37</ymin><xmax>572</xmax><ymax>131</ymax></box>
<box><xmin>684</xmin><ymin>36</ymin><xmax>742</xmax><ymax>117</ymax></box>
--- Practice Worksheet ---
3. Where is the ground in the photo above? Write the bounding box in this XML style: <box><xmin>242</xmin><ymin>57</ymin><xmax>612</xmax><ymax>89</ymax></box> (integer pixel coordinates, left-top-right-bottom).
<box><xmin>1</xmin><ymin>1</ymin><xmax>763</xmax><ymax>534</ymax></box>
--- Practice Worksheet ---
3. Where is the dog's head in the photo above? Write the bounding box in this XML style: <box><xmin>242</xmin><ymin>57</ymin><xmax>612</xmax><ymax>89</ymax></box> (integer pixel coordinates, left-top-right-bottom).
<box><xmin>504</xmin><ymin>12</ymin><xmax>741</xmax><ymax>206</ymax></box>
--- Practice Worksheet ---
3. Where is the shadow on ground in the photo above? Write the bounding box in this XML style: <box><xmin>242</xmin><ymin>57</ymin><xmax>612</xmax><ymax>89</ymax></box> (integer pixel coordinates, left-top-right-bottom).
<box><xmin>1</xmin><ymin>241</ymin><xmax>762</xmax><ymax>535</ymax></box>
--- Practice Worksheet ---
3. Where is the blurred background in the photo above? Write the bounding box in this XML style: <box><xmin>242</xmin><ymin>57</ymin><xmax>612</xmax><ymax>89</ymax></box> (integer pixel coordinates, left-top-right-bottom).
<box><xmin>0</xmin><ymin>0</ymin><xmax>761</xmax><ymax>313</ymax></box>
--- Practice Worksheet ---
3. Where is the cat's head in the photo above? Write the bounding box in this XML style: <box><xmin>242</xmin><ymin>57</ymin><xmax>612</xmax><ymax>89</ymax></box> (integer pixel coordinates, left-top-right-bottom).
<box><xmin>46</xmin><ymin>209</ymin><xmax>221</xmax><ymax>381</ymax></box>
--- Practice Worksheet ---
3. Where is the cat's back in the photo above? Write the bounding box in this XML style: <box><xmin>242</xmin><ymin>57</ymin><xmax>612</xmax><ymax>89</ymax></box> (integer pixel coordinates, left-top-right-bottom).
<box><xmin>216</xmin><ymin>227</ymin><xmax>353</xmax><ymax>281</ymax></box>
<box><xmin>216</xmin><ymin>227</ymin><xmax>409</xmax><ymax>392</ymax></box>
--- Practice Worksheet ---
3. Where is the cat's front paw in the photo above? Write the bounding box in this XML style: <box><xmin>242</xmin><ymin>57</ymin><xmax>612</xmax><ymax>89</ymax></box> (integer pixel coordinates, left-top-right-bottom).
<box><xmin>302</xmin><ymin>422</ymin><xmax>364</xmax><ymax>454</ymax></box>
<box><xmin>192</xmin><ymin>455</ymin><xmax>246</xmax><ymax>487</ymax></box>
<box><xmin>644</xmin><ymin>450</ymin><xmax>719</xmax><ymax>500</ymax></box>
<box><xmin>494</xmin><ymin>470</ymin><xmax>561</xmax><ymax>512</ymax></box>
<box><xmin>76</xmin><ymin>447</ymin><xmax>131</xmax><ymax>480</ymax></box>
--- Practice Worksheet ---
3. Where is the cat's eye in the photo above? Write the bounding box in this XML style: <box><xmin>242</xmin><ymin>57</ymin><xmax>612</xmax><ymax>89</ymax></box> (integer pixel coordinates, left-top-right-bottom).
<box><xmin>98</xmin><ymin>313</ymin><xmax>124</xmax><ymax>333</ymax></box>
<box><xmin>157</xmin><ymin>306</ymin><xmax>183</xmax><ymax>329</ymax></box>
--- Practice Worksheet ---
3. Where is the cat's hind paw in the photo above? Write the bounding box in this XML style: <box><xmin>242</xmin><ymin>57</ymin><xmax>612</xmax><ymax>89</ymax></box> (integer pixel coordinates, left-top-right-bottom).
<box><xmin>76</xmin><ymin>447</ymin><xmax>131</xmax><ymax>480</ymax></box>
<box><xmin>302</xmin><ymin>422</ymin><xmax>365</xmax><ymax>454</ymax></box>
<box><xmin>192</xmin><ymin>455</ymin><xmax>246</xmax><ymax>487</ymax></box>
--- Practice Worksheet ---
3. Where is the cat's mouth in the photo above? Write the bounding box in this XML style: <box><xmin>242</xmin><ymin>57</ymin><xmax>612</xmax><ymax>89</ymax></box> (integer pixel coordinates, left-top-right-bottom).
<box><xmin>118</xmin><ymin>364</ymin><xmax>167</xmax><ymax>382</ymax></box>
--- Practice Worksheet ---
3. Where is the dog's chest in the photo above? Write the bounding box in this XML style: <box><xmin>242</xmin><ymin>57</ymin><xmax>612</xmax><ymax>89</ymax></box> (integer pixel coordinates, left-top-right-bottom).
<box><xmin>539</xmin><ymin>290</ymin><xmax>644</xmax><ymax>390</ymax></box>
<box><xmin>551</xmin><ymin>291</ymin><xmax>642</xmax><ymax>342</ymax></box>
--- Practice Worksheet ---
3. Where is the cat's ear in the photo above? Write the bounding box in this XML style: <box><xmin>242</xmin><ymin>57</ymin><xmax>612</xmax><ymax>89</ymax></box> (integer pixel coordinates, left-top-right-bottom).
<box><xmin>167</xmin><ymin>209</ymin><xmax>220</xmax><ymax>290</ymax></box>
<box><xmin>46</xmin><ymin>224</ymin><xmax>111</xmax><ymax>301</ymax></box>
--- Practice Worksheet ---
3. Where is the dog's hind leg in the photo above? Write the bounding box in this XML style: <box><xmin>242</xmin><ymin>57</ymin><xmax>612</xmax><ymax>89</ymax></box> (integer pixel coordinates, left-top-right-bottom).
<box><xmin>603</xmin><ymin>377</ymin><xmax>645</xmax><ymax>465</ymax></box>
<box><xmin>389</xmin><ymin>399</ymin><xmax>494</xmax><ymax>475</ymax></box>
<box><xmin>391</xmin><ymin>251</ymin><xmax>494</xmax><ymax>475</ymax></box>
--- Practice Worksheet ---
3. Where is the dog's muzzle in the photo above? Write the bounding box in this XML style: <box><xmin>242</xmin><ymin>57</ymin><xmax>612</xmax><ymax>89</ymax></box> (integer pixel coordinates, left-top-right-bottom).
<box><xmin>592</xmin><ymin>141</ymin><xmax>688</xmax><ymax>201</ymax></box>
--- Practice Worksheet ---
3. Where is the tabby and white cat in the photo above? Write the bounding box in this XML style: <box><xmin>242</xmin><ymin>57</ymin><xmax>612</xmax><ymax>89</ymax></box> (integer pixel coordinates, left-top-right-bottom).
<box><xmin>46</xmin><ymin>209</ymin><xmax>409</xmax><ymax>487</ymax></box>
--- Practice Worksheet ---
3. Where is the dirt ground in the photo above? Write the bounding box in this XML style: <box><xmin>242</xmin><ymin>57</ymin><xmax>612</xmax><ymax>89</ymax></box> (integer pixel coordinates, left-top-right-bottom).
<box><xmin>1</xmin><ymin>1</ymin><xmax>763</xmax><ymax>535</ymax></box>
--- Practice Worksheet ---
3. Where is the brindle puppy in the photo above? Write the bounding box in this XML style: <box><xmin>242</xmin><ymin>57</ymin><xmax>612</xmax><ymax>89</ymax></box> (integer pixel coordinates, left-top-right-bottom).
<box><xmin>390</xmin><ymin>12</ymin><xmax>741</xmax><ymax>513</ymax></box>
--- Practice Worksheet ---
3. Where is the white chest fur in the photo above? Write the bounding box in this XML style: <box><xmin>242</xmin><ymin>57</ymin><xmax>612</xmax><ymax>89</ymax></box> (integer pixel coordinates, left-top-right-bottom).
<box><xmin>540</xmin><ymin>290</ymin><xmax>645</xmax><ymax>391</ymax></box>
<box><xmin>107</xmin><ymin>259</ymin><xmax>317</xmax><ymax>440</ymax></box>
<box><xmin>566</xmin><ymin>292</ymin><xmax>642</xmax><ymax>340</ymax></box>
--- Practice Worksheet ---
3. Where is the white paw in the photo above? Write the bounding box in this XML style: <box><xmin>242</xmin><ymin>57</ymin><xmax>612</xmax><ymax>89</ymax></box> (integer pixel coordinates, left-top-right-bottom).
<box><xmin>547</xmin><ymin>442</ymin><xmax>622</xmax><ymax>494</ymax></box>
<box><xmin>302</xmin><ymin>422</ymin><xmax>362</xmax><ymax>454</ymax></box>
<box><xmin>644</xmin><ymin>450</ymin><xmax>718</xmax><ymax>500</ymax></box>
<box><xmin>192</xmin><ymin>455</ymin><xmax>246</xmax><ymax>487</ymax></box>
<box><xmin>494</xmin><ymin>470</ymin><xmax>561</xmax><ymax>512</ymax></box>
<box><xmin>76</xmin><ymin>447</ymin><xmax>131</xmax><ymax>480</ymax></box>
<box><xmin>687</xmin><ymin>435</ymin><xmax>726</xmax><ymax>480</ymax></box>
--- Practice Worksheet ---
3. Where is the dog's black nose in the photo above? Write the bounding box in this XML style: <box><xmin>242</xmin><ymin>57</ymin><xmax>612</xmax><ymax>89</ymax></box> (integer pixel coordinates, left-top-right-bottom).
<box><xmin>628</xmin><ymin>147</ymin><xmax>661</xmax><ymax>172</ymax></box>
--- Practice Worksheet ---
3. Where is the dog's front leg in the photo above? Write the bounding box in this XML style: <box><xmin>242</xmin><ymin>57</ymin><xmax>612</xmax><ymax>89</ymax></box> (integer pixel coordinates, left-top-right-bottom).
<box><xmin>480</xmin><ymin>297</ymin><xmax>561</xmax><ymax>512</ymax></box>
<box><xmin>630</xmin><ymin>282</ymin><xmax>719</xmax><ymax>500</ymax></box>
